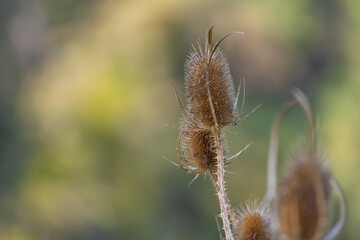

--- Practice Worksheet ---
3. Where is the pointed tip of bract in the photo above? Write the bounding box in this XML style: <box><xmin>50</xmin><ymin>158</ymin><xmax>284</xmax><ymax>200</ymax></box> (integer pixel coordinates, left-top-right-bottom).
<box><xmin>235</xmin><ymin>201</ymin><xmax>275</xmax><ymax>240</ymax></box>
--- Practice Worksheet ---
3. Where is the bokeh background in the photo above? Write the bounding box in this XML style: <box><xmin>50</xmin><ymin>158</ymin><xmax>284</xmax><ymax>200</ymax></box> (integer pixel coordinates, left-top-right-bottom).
<box><xmin>0</xmin><ymin>0</ymin><xmax>359</xmax><ymax>239</ymax></box>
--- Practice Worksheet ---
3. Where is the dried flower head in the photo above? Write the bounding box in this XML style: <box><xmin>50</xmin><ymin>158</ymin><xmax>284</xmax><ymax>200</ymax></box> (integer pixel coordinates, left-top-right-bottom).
<box><xmin>266</xmin><ymin>89</ymin><xmax>339</xmax><ymax>240</ymax></box>
<box><xmin>184</xmin><ymin>27</ymin><xmax>243</xmax><ymax>128</ymax></box>
<box><xmin>180</xmin><ymin>122</ymin><xmax>226</xmax><ymax>174</ymax></box>
<box><xmin>235</xmin><ymin>201</ymin><xmax>274</xmax><ymax>240</ymax></box>
<box><xmin>277</xmin><ymin>151</ymin><xmax>331</xmax><ymax>240</ymax></box>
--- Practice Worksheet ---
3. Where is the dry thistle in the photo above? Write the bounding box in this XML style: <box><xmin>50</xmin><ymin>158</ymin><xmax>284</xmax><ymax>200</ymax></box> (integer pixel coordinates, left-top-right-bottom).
<box><xmin>266</xmin><ymin>89</ymin><xmax>347</xmax><ymax>240</ymax></box>
<box><xmin>168</xmin><ymin>25</ymin><xmax>347</xmax><ymax>240</ymax></box>
<box><xmin>276</xmin><ymin>90</ymin><xmax>330</xmax><ymax>240</ymax></box>
<box><xmin>277</xmin><ymin>152</ymin><xmax>331</xmax><ymax>240</ymax></box>
<box><xmin>171</xmin><ymin>27</ymin><xmax>248</xmax><ymax>240</ymax></box>
<box><xmin>184</xmin><ymin>26</ymin><xmax>245</xmax><ymax>129</ymax></box>
<box><xmin>234</xmin><ymin>202</ymin><xmax>275</xmax><ymax>240</ymax></box>
<box><xmin>176</xmin><ymin>121</ymin><xmax>250</xmax><ymax>177</ymax></box>
<box><xmin>180</xmin><ymin>122</ymin><xmax>226</xmax><ymax>175</ymax></box>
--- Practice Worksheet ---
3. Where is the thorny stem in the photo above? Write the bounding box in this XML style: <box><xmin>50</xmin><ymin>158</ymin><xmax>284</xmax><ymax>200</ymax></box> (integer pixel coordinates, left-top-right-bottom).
<box><xmin>212</xmin><ymin>126</ymin><xmax>234</xmax><ymax>240</ymax></box>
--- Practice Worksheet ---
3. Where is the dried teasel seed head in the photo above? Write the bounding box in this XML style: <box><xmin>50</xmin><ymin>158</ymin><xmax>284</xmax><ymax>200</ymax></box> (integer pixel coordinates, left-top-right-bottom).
<box><xmin>184</xmin><ymin>27</ymin><xmax>240</xmax><ymax>128</ymax></box>
<box><xmin>277</xmin><ymin>151</ymin><xmax>331</xmax><ymax>240</ymax></box>
<box><xmin>181</xmin><ymin>121</ymin><xmax>226</xmax><ymax>174</ymax></box>
<box><xmin>265</xmin><ymin>89</ymin><xmax>346</xmax><ymax>240</ymax></box>
<box><xmin>235</xmin><ymin>201</ymin><xmax>274</xmax><ymax>240</ymax></box>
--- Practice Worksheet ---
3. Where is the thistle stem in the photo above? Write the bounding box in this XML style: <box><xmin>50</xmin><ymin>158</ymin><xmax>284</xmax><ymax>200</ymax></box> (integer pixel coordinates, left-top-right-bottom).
<box><xmin>212</xmin><ymin>126</ymin><xmax>234</xmax><ymax>240</ymax></box>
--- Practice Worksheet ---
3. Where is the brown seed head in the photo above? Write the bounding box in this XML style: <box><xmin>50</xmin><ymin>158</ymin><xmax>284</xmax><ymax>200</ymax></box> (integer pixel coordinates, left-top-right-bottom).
<box><xmin>277</xmin><ymin>152</ymin><xmax>331</xmax><ymax>240</ymax></box>
<box><xmin>184</xmin><ymin>29</ymin><xmax>236</xmax><ymax>128</ymax></box>
<box><xmin>235</xmin><ymin>202</ymin><xmax>274</xmax><ymax>240</ymax></box>
<box><xmin>181</xmin><ymin>122</ymin><xmax>226</xmax><ymax>174</ymax></box>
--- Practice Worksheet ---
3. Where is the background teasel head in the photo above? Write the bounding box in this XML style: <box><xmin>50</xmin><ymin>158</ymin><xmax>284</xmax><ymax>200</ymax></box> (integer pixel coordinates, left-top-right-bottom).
<box><xmin>184</xmin><ymin>27</ymin><xmax>243</xmax><ymax>128</ymax></box>
<box><xmin>277</xmin><ymin>150</ymin><xmax>331</xmax><ymax>239</ymax></box>
<box><xmin>266</xmin><ymin>89</ymin><xmax>346</xmax><ymax>240</ymax></box>
<box><xmin>234</xmin><ymin>201</ymin><xmax>274</xmax><ymax>240</ymax></box>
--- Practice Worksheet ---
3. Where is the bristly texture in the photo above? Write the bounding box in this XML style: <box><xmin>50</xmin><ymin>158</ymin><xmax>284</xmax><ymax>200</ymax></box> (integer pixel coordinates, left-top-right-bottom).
<box><xmin>184</xmin><ymin>37</ymin><xmax>235</xmax><ymax>128</ymax></box>
<box><xmin>182</xmin><ymin>122</ymin><xmax>226</xmax><ymax>174</ymax></box>
<box><xmin>174</xmin><ymin>27</ymin><xmax>245</xmax><ymax>240</ymax></box>
<box><xmin>235</xmin><ymin>201</ymin><xmax>274</xmax><ymax>240</ymax></box>
<box><xmin>277</xmin><ymin>151</ymin><xmax>331</xmax><ymax>240</ymax></box>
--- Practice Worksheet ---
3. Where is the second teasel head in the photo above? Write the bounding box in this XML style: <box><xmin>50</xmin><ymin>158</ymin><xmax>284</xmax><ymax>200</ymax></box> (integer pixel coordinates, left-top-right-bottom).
<box><xmin>181</xmin><ymin>121</ymin><xmax>226</xmax><ymax>174</ymax></box>
<box><xmin>184</xmin><ymin>27</ymin><xmax>239</xmax><ymax>128</ymax></box>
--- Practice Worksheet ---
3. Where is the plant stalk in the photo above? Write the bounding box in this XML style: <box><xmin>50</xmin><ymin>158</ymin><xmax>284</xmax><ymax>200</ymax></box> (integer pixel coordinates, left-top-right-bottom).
<box><xmin>212</xmin><ymin>126</ymin><xmax>234</xmax><ymax>240</ymax></box>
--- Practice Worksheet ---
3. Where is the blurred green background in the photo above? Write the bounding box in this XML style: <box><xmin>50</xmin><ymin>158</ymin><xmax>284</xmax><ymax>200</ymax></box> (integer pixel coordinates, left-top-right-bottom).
<box><xmin>0</xmin><ymin>0</ymin><xmax>359</xmax><ymax>239</ymax></box>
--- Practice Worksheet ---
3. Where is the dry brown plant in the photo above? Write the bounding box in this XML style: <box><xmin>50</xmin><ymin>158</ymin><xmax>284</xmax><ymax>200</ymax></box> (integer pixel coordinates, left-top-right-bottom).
<box><xmin>169</xmin><ymin>27</ymin><xmax>346</xmax><ymax>240</ymax></box>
